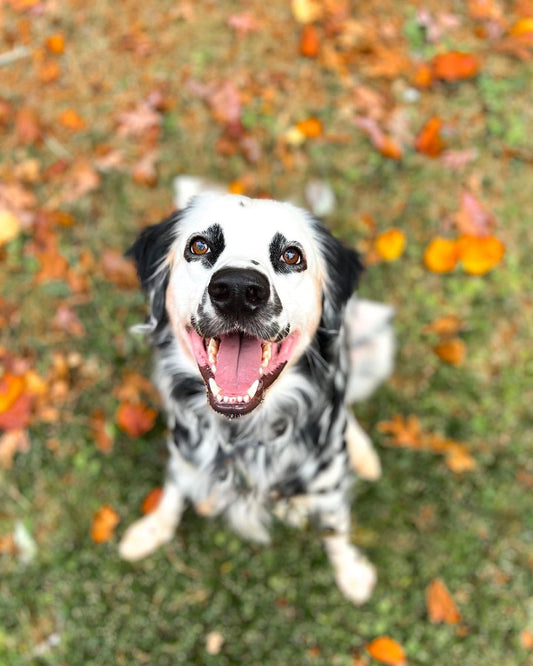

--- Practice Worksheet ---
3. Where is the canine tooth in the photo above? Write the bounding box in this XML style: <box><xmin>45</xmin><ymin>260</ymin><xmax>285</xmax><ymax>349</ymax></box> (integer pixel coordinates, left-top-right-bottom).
<box><xmin>208</xmin><ymin>378</ymin><xmax>220</xmax><ymax>396</ymax></box>
<box><xmin>247</xmin><ymin>379</ymin><xmax>259</xmax><ymax>400</ymax></box>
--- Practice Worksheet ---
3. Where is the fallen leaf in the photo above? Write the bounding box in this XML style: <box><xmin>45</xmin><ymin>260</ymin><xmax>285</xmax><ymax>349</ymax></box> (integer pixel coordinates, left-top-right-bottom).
<box><xmin>355</xmin><ymin>117</ymin><xmax>402</xmax><ymax>160</ymax></box>
<box><xmin>90</xmin><ymin>504</ymin><xmax>120</xmax><ymax>544</ymax></box>
<box><xmin>0</xmin><ymin>375</ymin><xmax>25</xmax><ymax>413</ymax></box>
<box><xmin>132</xmin><ymin>150</ymin><xmax>158</xmax><ymax>187</ymax></box>
<box><xmin>0</xmin><ymin>210</ymin><xmax>22</xmax><ymax>246</ymax></box>
<box><xmin>62</xmin><ymin>159</ymin><xmax>101</xmax><ymax>202</ymax></box>
<box><xmin>445</xmin><ymin>443</ymin><xmax>477</xmax><ymax>473</ymax></box>
<box><xmin>377</xmin><ymin>414</ymin><xmax>423</xmax><ymax>449</ymax></box>
<box><xmin>440</xmin><ymin>148</ymin><xmax>478</xmax><ymax>170</ymax></box>
<box><xmin>141</xmin><ymin>487</ymin><xmax>163</xmax><ymax>514</ymax></box>
<box><xmin>296</xmin><ymin>116</ymin><xmax>323</xmax><ymax>138</ymax></box>
<box><xmin>0</xmin><ymin>429</ymin><xmax>30</xmax><ymax>468</ymax></box>
<box><xmin>116</xmin><ymin>100</ymin><xmax>162</xmax><ymax>138</ymax></box>
<box><xmin>520</xmin><ymin>628</ymin><xmax>533</xmax><ymax>650</ymax></box>
<box><xmin>423</xmin><ymin>315</ymin><xmax>464</xmax><ymax>337</ymax></box>
<box><xmin>434</xmin><ymin>338</ymin><xmax>466</xmax><ymax>365</ymax></box>
<box><xmin>510</xmin><ymin>17</ymin><xmax>533</xmax><ymax>36</ymax></box>
<box><xmin>423</xmin><ymin>237</ymin><xmax>459</xmax><ymax>273</ymax></box>
<box><xmin>456</xmin><ymin>234</ymin><xmax>505</xmax><ymax>275</ymax></box>
<box><xmin>90</xmin><ymin>408</ymin><xmax>114</xmax><ymax>453</ymax></box>
<box><xmin>426</xmin><ymin>578</ymin><xmax>462</xmax><ymax>624</ymax></box>
<box><xmin>46</xmin><ymin>33</ymin><xmax>65</xmax><ymax>54</ymax></box>
<box><xmin>58</xmin><ymin>109</ymin><xmax>86</xmax><ymax>131</ymax></box>
<box><xmin>116</xmin><ymin>400</ymin><xmax>157</xmax><ymax>437</ymax></box>
<box><xmin>227</xmin><ymin>12</ymin><xmax>260</xmax><ymax>36</ymax></box>
<box><xmin>415</xmin><ymin>117</ymin><xmax>445</xmax><ymax>157</ymax></box>
<box><xmin>15</xmin><ymin>107</ymin><xmax>43</xmax><ymax>145</ymax></box>
<box><xmin>454</xmin><ymin>191</ymin><xmax>496</xmax><ymax>237</ymax></box>
<box><xmin>412</xmin><ymin>62</ymin><xmax>435</xmax><ymax>88</ymax></box>
<box><xmin>375</xmin><ymin>229</ymin><xmax>406</xmax><ymax>261</ymax></box>
<box><xmin>300</xmin><ymin>24</ymin><xmax>320</xmax><ymax>58</ymax></box>
<box><xmin>38</xmin><ymin>60</ymin><xmax>61</xmax><ymax>83</ymax></box>
<box><xmin>291</xmin><ymin>0</ymin><xmax>324</xmax><ymax>23</ymax></box>
<box><xmin>366</xmin><ymin>636</ymin><xmax>406</xmax><ymax>666</ymax></box>
<box><xmin>51</xmin><ymin>304</ymin><xmax>85</xmax><ymax>337</ymax></box>
<box><xmin>101</xmin><ymin>249</ymin><xmax>139</xmax><ymax>289</ymax></box>
<box><xmin>432</xmin><ymin>52</ymin><xmax>481</xmax><ymax>81</ymax></box>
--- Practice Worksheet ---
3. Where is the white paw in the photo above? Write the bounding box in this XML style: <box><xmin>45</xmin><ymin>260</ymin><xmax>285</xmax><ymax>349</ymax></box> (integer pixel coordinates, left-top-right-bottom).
<box><xmin>334</xmin><ymin>554</ymin><xmax>377</xmax><ymax>605</ymax></box>
<box><xmin>118</xmin><ymin>514</ymin><xmax>176</xmax><ymax>561</ymax></box>
<box><xmin>351</xmin><ymin>445</ymin><xmax>382</xmax><ymax>481</ymax></box>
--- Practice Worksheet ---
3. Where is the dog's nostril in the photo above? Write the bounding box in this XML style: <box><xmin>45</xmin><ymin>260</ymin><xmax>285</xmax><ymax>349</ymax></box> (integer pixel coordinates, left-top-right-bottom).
<box><xmin>209</xmin><ymin>268</ymin><xmax>270</xmax><ymax>314</ymax></box>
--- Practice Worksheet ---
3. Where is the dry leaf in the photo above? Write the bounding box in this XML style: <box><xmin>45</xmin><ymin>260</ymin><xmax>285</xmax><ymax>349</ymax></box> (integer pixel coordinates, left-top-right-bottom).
<box><xmin>445</xmin><ymin>444</ymin><xmax>477</xmax><ymax>473</ymax></box>
<box><xmin>355</xmin><ymin>117</ymin><xmax>402</xmax><ymax>160</ymax></box>
<box><xmin>510</xmin><ymin>18</ymin><xmax>533</xmax><ymax>36</ymax></box>
<box><xmin>116</xmin><ymin>401</ymin><xmax>157</xmax><ymax>437</ymax></box>
<box><xmin>58</xmin><ymin>109</ymin><xmax>86</xmax><ymax>131</ymax></box>
<box><xmin>291</xmin><ymin>0</ymin><xmax>324</xmax><ymax>24</ymax></box>
<box><xmin>423</xmin><ymin>315</ymin><xmax>463</xmax><ymax>337</ymax></box>
<box><xmin>52</xmin><ymin>305</ymin><xmax>85</xmax><ymax>337</ymax></box>
<box><xmin>205</xmin><ymin>631</ymin><xmax>225</xmax><ymax>655</ymax></box>
<box><xmin>423</xmin><ymin>237</ymin><xmax>459</xmax><ymax>273</ymax></box>
<box><xmin>454</xmin><ymin>191</ymin><xmax>496</xmax><ymax>237</ymax></box>
<box><xmin>412</xmin><ymin>62</ymin><xmax>435</xmax><ymax>88</ymax></box>
<box><xmin>300</xmin><ymin>24</ymin><xmax>320</xmax><ymax>57</ymax></box>
<box><xmin>456</xmin><ymin>234</ymin><xmax>505</xmax><ymax>275</ymax></box>
<box><xmin>101</xmin><ymin>249</ymin><xmax>139</xmax><ymax>289</ymax></box>
<box><xmin>377</xmin><ymin>414</ymin><xmax>423</xmax><ymax>449</ymax></box>
<box><xmin>426</xmin><ymin>578</ymin><xmax>462</xmax><ymax>624</ymax></box>
<box><xmin>46</xmin><ymin>33</ymin><xmax>65</xmax><ymax>54</ymax></box>
<box><xmin>90</xmin><ymin>408</ymin><xmax>114</xmax><ymax>453</ymax></box>
<box><xmin>296</xmin><ymin>117</ymin><xmax>323</xmax><ymax>138</ymax></box>
<box><xmin>432</xmin><ymin>52</ymin><xmax>481</xmax><ymax>81</ymax></box>
<box><xmin>132</xmin><ymin>151</ymin><xmax>158</xmax><ymax>187</ymax></box>
<box><xmin>375</xmin><ymin>229</ymin><xmax>406</xmax><ymax>261</ymax></box>
<box><xmin>0</xmin><ymin>211</ymin><xmax>22</xmax><ymax>246</ymax></box>
<box><xmin>117</xmin><ymin>101</ymin><xmax>162</xmax><ymax>138</ymax></box>
<box><xmin>90</xmin><ymin>504</ymin><xmax>120</xmax><ymax>544</ymax></box>
<box><xmin>141</xmin><ymin>487</ymin><xmax>163</xmax><ymax>514</ymax></box>
<box><xmin>366</xmin><ymin>636</ymin><xmax>406</xmax><ymax>666</ymax></box>
<box><xmin>0</xmin><ymin>374</ymin><xmax>25</xmax><ymax>413</ymax></box>
<box><xmin>434</xmin><ymin>338</ymin><xmax>466</xmax><ymax>365</ymax></box>
<box><xmin>15</xmin><ymin>107</ymin><xmax>43</xmax><ymax>145</ymax></box>
<box><xmin>0</xmin><ymin>429</ymin><xmax>30</xmax><ymax>468</ymax></box>
<box><xmin>227</xmin><ymin>12</ymin><xmax>260</xmax><ymax>36</ymax></box>
<box><xmin>62</xmin><ymin>159</ymin><xmax>101</xmax><ymax>202</ymax></box>
<box><xmin>415</xmin><ymin>117</ymin><xmax>445</xmax><ymax>157</ymax></box>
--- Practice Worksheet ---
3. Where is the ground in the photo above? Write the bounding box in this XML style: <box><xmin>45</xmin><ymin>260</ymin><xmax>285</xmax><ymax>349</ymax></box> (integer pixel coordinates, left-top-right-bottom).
<box><xmin>0</xmin><ymin>0</ymin><xmax>532</xmax><ymax>664</ymax></box>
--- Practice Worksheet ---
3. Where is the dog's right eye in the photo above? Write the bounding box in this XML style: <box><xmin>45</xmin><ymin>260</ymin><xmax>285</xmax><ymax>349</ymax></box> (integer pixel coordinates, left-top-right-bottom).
<box><xmin>190</xmin><ymin>237</ymin><xmax>210</xmax><ymax>255</ymax></box>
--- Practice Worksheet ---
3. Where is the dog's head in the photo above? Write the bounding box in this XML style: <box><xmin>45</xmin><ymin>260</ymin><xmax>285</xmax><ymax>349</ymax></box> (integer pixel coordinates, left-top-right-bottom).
<box><xmin>127</xmin><ymin>194</ymin><xmax>362</xmax><ymax>417</ymax></box>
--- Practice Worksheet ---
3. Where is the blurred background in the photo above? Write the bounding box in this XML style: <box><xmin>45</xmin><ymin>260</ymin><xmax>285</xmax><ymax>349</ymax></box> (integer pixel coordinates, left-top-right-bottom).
<box><xmin>0</xmin><ymin>0</ymin><xmax>532</xmax><ymax>664</ymax></box>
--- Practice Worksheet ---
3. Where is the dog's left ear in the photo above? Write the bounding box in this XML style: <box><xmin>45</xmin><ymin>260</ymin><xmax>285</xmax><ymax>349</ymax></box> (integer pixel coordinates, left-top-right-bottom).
<box><xmin>126</xmin><ymin>211</ymin><xmax>181</xmax><ymax>326</ymax></box>
<box><xmin>313</xmin><ymin>221</ymin><xmax>364</xmax><ymax>325</ymax></box>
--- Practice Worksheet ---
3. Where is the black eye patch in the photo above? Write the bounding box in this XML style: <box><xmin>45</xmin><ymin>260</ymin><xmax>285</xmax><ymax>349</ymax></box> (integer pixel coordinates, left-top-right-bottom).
<box><xmin>269</xmin><ymin>232</ymin><xmax>307</xmax><ymax>274</ymax></box>
<box><xmin>184</xmin><ymin>223</ymin><xmax>225</xmax><ymax>267</ymax></box>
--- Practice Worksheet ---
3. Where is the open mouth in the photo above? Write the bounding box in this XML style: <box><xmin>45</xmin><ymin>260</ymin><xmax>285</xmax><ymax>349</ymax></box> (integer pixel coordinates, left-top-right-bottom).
<box><xmin>188</xmin><ymin>328</ymin><xmax>299</xmax><ymax>417</ymax></box>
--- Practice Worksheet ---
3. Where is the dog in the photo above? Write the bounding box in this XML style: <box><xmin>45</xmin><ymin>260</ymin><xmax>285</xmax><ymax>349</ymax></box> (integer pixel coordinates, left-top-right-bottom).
<box><xmin>119</xmin><ymin>193</ymin><xmax>394</xmax><ymax>604</ymax></box>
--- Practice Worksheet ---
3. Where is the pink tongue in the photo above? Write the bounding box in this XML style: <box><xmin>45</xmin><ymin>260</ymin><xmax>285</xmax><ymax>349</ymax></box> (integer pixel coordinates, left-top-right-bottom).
<box><xmin>215</xmin><ymin>334</ymin><xmax>262</xmax><ymax>395</ymax></box>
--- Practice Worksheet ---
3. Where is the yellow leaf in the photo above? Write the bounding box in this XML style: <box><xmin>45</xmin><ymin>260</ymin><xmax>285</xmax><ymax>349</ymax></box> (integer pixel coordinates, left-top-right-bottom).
<box><xmin>456</xmin><ymin>234</ymin><xmax>505</xmax><ymax>276</ymax></box>
<box><xmin>375</xmin><ymin>229</ymin><xmax>406</xmax><ymax>261</ymax></box>
<box><xmin>291</xmin><ymin>0</ymin><xmax>323</xmax><ymax>24</ymax></box>
<box><xmin>423</xmin><ymin>237</ymin><xmax>459</xmax><ymax>273</ymax></box>
<box><xmin>366</xmin><ymin>636</ymin><xmax>407</xmax><ymax>666</ymax></box>
<box><xmin>510</xmin><ymin>18</ymin><xmax>533</xmax><ymax>36</ymax></box>
<box><xmin>0</xmin><ymin>210</ymin><xmax>22</xmax><ymax>246</ymax></box>
<box><xmin>0</xmin><ymin>375</ymin><xmax>25</xmax><ymax>413</ymax></box>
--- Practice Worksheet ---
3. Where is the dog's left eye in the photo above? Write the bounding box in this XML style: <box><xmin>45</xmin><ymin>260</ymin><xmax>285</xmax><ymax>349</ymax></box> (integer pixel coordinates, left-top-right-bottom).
<box><xmin>281</xmin><ymin>247</ymin><xmax>302</xmax><ymax>265</ymax></box>
<box><xmin>190</xmin><ymin>237</ymin><xmax>210</xmax><ymax>255</ymax></box>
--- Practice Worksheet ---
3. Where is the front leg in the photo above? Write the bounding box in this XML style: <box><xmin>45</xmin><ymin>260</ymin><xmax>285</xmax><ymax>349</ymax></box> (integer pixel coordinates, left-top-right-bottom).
<box><xmin>119</xmin><ymin>474</ymin><xmax>184</xmax><ymax>561</ymax></box>
<box><xmin>320</xmin><ymin>502</ymin><xmax>376</xmax><ymax>605</ymax></box>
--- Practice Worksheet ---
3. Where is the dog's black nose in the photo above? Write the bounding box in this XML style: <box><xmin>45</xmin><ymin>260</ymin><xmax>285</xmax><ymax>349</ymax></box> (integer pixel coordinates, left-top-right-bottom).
<box><xmin>208</xmin><ymin>268</ymin><xmax>270</xmax><ymax>315</ymax></box>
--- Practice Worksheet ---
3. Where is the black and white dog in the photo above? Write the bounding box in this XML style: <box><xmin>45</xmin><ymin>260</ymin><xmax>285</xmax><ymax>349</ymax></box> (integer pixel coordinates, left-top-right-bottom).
<box><xmin>119</xmin><ymin>193</ymin><xmax>394</xmax><ymax>604</ymax></box>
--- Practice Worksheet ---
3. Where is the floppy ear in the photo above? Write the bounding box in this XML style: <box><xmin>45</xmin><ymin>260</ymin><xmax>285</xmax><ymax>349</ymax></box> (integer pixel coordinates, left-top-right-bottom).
<box><xmin>313</xmin><ymin>220</ymin><xmax>364</xmax><ymax>327</ymax></box>
<box><xmin>126</xmin><ymin>211</ymin><xmax>181</xmax><ymax>327</ymax></box>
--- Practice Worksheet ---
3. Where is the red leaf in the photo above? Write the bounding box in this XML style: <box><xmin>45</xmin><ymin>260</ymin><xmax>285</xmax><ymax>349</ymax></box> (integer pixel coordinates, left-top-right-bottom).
<box><xmin>432</xmin><ymin>52</ymin><xmax>481</xmax><ymax>81</ymax></box>
<box><xmin>116</xmin><ymin>401</ymin><xmax>157</xmax><ymax>437</ymax></box>
<box><xmin>415</xmin><ymin>117</ymin><xmax>445</xmax><ymax>157</ymax></box>
<box><xmin>300</xmin><ymin>25</ymin><xmax>320</xmax><ymax>58</ymax></box>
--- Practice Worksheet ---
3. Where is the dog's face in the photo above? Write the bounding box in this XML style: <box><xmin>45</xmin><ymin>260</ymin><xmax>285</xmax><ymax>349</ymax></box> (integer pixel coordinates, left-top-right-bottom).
<box><xmin>128</xmin><ymin>194</ymin><xmax>362</xmax><ymax>418</ymax></box>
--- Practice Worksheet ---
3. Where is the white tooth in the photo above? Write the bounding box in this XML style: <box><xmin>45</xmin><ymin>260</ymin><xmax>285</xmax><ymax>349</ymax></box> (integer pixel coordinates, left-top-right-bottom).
<box><xmin>259</xmin><ymin>368</ymin><xmax>263</xmax><ymax>376</ymax></box>
<box><xmin>216</xmin><ymin>393</ymin><xmax>222</xmax><ymax>402</ymax></box>
<box><xmin>247</xmin><ymin>379</ymin><xmax>259</xmax><ymax>399</ymax></box>
<box><xmin>244</xmin><ymin>395</ymin><xmax>250</xmax><ymax>403</ymax></box>
<box><xmin>210</xmin><ymin>364</ymin><xmax>217</xmax><ymax>374</ymax></box>
<box><xmin>223</xmin><ymin>395</ymin><xmax>229</xmax><ymax>403</ymax></box>
<box><xmin>208</xmin><ymin>378</ymin><xmax>220</xmax><ymax>396</ymax></box>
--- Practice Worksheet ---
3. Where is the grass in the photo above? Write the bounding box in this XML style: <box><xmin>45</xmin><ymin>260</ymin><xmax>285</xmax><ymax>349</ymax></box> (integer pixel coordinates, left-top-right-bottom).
<box><xmin>1</xmin><ymin>1</ymin><xmax>532</xmax><ymax>664</ymax></box>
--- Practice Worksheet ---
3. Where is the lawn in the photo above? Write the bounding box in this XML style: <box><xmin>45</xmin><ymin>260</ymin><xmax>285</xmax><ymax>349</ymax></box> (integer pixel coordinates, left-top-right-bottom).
<box><xmin>0</xmin><ymin>1</ymin><xmax>532</xmax><ymax>664</ymax></box>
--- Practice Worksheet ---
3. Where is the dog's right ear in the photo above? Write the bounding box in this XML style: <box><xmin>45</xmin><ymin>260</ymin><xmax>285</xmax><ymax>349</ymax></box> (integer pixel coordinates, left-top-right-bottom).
<box><xmin>126</xmin><ymin>211</ymin><xmax>181</xmax><ymax>291</ymax></box>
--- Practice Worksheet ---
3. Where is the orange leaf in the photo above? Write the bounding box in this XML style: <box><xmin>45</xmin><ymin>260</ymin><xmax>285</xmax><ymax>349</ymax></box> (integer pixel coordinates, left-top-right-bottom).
<box><xmin>58</xmin><ymin>109</ymin><xmax>86</xmax><ymax>131</ymax></box>
<box><xmin>434</xmin><ymin>338</ymin><xmax>466</xmax><ymax>365</ymax></box>
<box><xmin>0</xmin><ymin>429</ymin><xmax>30</xmax><ymax>469</ymax></box>
<box><xmin>378</xmin><ymin>136</ymin><xmax>403</xmax><ymax>160</ymax></box>
<box><xmin>366</xmin><ymin>636</ymin><xmax>406</xmax><ymax>666</ymax></box>
<box><xmin>422</xmin><ymin>315</ymin><xmax>463</xmax><ymax>338</ymax></box>
<box><xmin>46</xmin><ymin>33</ymin><xmax>65</xmax><ymax>54</ymax></box>
<box><xmin>15</xmin><ymin>107</ymin><xmax>43</xmax><ymax>145</ymax></box>
<box><xmin>300</xmin><ymin>25</ymin><xmax>320</xmax><ymax>58</ymax></box>
<box><xmin>426</xmin><ymin>578</ymin><xmax>462</xmax><ymax>624</ymax></box>
<box><xmin>445</xmin><ymin>444</ymin><xmax>477</xmax><ymax>473</ymax></box>
<box><xmin>432</xmin><ymin>52</ymin><xmax>481</xmax><ymax>81</ymax></box>
<box><xmin>375</xmin><ymin>229</ymin><xmax>406</xmax><ymax>261</ymax></box>
<box><xmin>90</xmin><ymin>408</ymin><xmax>114</xmax><ymax>453</ymax></box>
<box><xmin>296</xmin><ymin>117</ymin><xmax>323</xmax><ymax>138</ymax></box>
<box><xmin>454</xmin><ymin>191</ymin><xmax>496</xmax><ymax>237</ymax></box>
<box><xmin>38</xmin><ymin>61</ymin><xmax>61</xmax><ymax>84</ymax></box>
<box><xmin>415</xmin><ymin>117</ymin><xmax>445</xmax><ymax>158</ymax></box>
<box><xmin>412</xmin><ymin>62</ymin><xmax>434</xmax><ymax>88</ymax></box>
<box><xmin>141</xmin><ymin>487</ymin><xmax>163</xmax><ymax>514</ymax></box>
<box><xmin>0</xmin><ymin>375</ymin><xmax>25</xmax><ymax>413</ymax></box>
<box><xmin>456</xmin><ymin>234</ymin><xmax>505</xmax><ymax>275</ymax></box>
<box><xmin>510</xmin><ymin>18</ymin><xmax>533</xmax><ymax>36</ymax></box>
<box><xmin>423</xmin><ymin>237</ymin><xmax>459</xmax><ymax>273</ymax></box>
<box><xmin>520</xmin><ymin>629</ymin><xmax>533</xmax><ymax>650</ymax></box>
<box><xmin>377</xmin><ymin>414</ymin><xmax>423</xmax><ymax>449</ymax></box>
<box><xmin>116</xmin><ymin>401</ymin><xmax>157</xmax><ymax>437</ymax></box>
<box><xmin>90</xmin><ymin>504</ymin><xmax>120</xmax><ymax>544</ymax></box>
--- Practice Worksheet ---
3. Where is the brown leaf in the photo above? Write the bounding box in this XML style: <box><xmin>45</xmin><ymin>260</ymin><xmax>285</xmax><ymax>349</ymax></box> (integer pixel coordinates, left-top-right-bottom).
<box><xmin>227</xmin><ymin>12</ymin><xmax>260</xmax><ymax>36</ymax></box>
<box><xmin>132</xmin><ymin>150</ymin><xmax>158</xmax><ymax>187</ymax></box>
<box><xmin>116</xmin><ymin>401</ymin><xmax>157</xmax><ymax>437</ymax></box>
<box><xmin>0</xmin><ymin>429</ymin><xmax>30</xmax><ymax>468</ymax></box>
<box><xmin>90</xmin><ymin>504</ymin><xmax>120</xmax><ymax>544</ymax></box>
<box><xmin>366</xmin><ymin>636</ymin><xmax>407</xmax><ymax>666</ymax></box>
<box><xmin>116</xmin><ymin>101</ymin><xmax>162</xmax><ymax>138</ymax></box>
<box><xmin>355</xmin><ymin>117</ymin><xmax>402</xmax><ymax>160</ymax></box>
<box><xmin>444</xmin><ymin>444</ymin><xmax>477</xmax><ymax>473</ymax></box>
<box><xmin>62</xmin><ymin>159</ymin><xmax>101</xmax><ymax>202</ymax></box>
<box><xmin>15</xmin><ymin>107</ymin><xmax>43</xmax><ymax>145</ymax></box>
<box><xmin>90</xmin><ymin>408</ymin><xmax>114</xmax><ymax>453</ymax></box>
<box><xmin>101</xmin><ymin>249</ymin><xmax>139</xmax><ymax>289</ymax></box>
<box><xmin>426</xmin><ymin>578</ymin><xmax>462</xmax><ymax>624</ymax></box>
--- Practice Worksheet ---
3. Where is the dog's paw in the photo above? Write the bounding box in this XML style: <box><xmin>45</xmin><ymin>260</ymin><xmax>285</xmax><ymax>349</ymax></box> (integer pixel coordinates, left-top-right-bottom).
<box><xmin>118</xmin><ymin>514</ymin><xmax>175</xmax><ymax>561</ymax></box>
<box><xmin>333</xmin><ymin>550</ymin><xmax>377</xmax><ymax>605</ymax></box>
<box><xmin>346</xmin><ymin>416</ymin><xmax>382</xmax><ymax>481</ymax></box>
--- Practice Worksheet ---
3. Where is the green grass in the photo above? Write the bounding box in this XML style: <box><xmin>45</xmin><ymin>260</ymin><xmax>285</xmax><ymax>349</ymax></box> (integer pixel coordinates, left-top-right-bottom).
<box><xmin>1</xmin><ymin>1</ymin><xmax>532</xmax><ymax>664</ymax></box>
